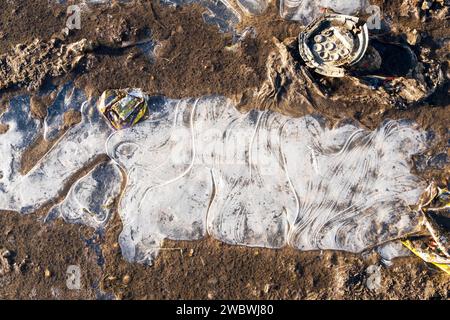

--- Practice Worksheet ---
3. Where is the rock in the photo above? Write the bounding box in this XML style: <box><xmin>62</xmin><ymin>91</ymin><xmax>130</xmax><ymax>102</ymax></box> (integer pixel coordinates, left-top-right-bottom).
<box><xmin>30</xmin><ymin>96</ymin><xmax>48</xmax><ymax>120</ymax></box>
<box><xmin>122</xmin><ymin>275</ymin><xmax>132</xmax><ymax>285</ymax></box>
<box><xmin>421</xmin><ymin>1</ymin><xmax>432</xmax><ymax>10</ymax></box>
<box><xmin>44</xmin><ymin>268</ymin><xmax>52</xmax><ymax>278</ymax></box>
<box><xmin>391</xmin><ymin>78</ymin><xmax>429</xmax><ymax>103</ymax></box>
<box><xmin>15</xmin><ymin>258</ymin><xmax>30</xmax><ymax>274</ymax></box>
<box><xmin>354</xmin><ymin>45</ymin><xmax>382</xmax><ymax>72</ymax></box>
<box><xmin>406</xmin><ymin>29</ymin><xmax>421</xmax><ymax>45</ymax></box>
<box><xmin>436</xmin><ymin>6</ymin><xmax>449</xmax><ymax>20</ymax></box>
<box><xmin>0</xmin><ymin>249</ymin><xmax>12</xmax><ymax>277</ymax></box>
<box><xmin>0</xmin><ymin>123</ymin><xmax>9</xmax><ymax>134</ymax></box>
<box><xmin>63</xmin><ymin>109</ymin><xmax>82</xmax><ymax>128</ymax></box>
<box><xmin>365</xmin><ymin>265</ymin><xmax>382</xmax><ymax>291</ymax></box>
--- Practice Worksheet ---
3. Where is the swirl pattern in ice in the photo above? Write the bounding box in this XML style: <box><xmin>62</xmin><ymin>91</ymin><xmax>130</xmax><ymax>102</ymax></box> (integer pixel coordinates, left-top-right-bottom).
<box><xmin>106</xmin><ymin>95</ymin><xmax>427</xmax><ymax>263</ymax></box>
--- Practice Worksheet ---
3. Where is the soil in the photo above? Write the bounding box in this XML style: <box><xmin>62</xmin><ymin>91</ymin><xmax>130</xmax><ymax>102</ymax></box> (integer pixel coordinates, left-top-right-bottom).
<box><xmin>0</xmin><ymin>0</ymin><xmax>449</xmax><ymax>299</ymax></box>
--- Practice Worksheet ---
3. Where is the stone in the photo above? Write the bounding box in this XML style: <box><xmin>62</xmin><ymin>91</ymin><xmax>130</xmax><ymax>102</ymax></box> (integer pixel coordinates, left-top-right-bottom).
<box><xmin>365</xmin><ymin>265</ymin><xmax>382</xmax><ymax>291</ymax></box>
<box><xmin>406</xmin><ymin>29</ymin><xmax>421</xmax><ymax>45</ymax></box>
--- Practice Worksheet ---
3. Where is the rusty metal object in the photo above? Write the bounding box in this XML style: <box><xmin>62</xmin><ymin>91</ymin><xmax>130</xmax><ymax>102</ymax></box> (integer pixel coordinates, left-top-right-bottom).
<box><xmin>298</xmin><ymin>13</ymin><xmax>369</xmax><ymax>77</ymax></box>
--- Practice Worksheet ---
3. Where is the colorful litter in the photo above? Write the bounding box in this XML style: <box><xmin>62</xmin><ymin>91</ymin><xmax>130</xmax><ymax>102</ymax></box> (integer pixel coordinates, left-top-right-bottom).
<box><xmin>98</xmin><ymin>89</ymin><xmax>148</xmax><ymax>130</ymax></box>
<box><xmin>402</xmin><ymin>182</ymin><xmax>450</xmax><ymax>275</ymax></box>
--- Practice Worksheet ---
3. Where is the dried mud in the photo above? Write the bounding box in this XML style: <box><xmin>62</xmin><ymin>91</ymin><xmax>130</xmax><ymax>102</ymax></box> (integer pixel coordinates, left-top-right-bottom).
<box><xmin>0</xmin><ymin>0</ymin><xmax>449</xmax><ymax>299</ymax></box>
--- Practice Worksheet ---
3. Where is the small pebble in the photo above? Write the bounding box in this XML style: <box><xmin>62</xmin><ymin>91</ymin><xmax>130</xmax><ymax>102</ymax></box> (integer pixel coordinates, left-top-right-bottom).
<box><xmin>421</xmin><ymin>1</ymin><xmax>432</xmax><ymax>10</ymax></box>
<box><xmin>122</xmin><ymin>275</ymin><xmax>132</xmax><ymax>285</ymax></box>
<box><xmin>44</xmin><ymin>269</ymin><xmax>52</xmax><ymax>278</ymax></box>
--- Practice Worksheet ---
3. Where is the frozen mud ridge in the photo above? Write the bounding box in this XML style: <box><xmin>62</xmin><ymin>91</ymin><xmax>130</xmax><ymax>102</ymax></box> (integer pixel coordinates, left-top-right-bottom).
<box><xmin>0</xmin><ymin>85</ymin><xmax>427</xmax><ymax>264</ymax></box>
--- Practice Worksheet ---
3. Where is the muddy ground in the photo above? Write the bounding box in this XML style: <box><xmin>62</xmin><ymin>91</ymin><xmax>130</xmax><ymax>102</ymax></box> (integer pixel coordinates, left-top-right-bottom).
<box><xmin>0</xmin><ymin>0</ymin><xmax>449</xmax><ymax>299</ymax></box>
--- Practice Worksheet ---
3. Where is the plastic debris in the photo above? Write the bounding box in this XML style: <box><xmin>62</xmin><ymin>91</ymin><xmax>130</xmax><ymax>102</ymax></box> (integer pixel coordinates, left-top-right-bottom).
<box><xmin>402</xmin><ymin>239</ymin><xmax>449</xmax><ymax>274</ymax></box>
<box><xmin>402</xmin><ymin>182</ymin><xmax>450</xmax><ymax>274</ymax></box>
<box><xmin>417</xmin><ymin>182</ymin><xmax>449</xmax><ymax>257</ymax></box>
<box><xmin>98</xmin><ymin>89</ymin><xmax>148</xmax><ymax>130</ymax></box>
<box><xmin>298</xmin><ymin>13</ymin><xmax>369</xmax><ymax>77</ymax></box>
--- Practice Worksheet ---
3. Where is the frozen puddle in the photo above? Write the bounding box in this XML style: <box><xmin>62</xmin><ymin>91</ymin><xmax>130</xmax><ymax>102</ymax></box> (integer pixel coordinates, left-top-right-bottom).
<box><xmin>106</xmin><ymin>96</ymin><xmax>426</xmax><ymax>263</ymax></box>
<box><xmin>0</xmin><ymin>88</ymin><xmax>426</xmax><ymax>264</ymax></box>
